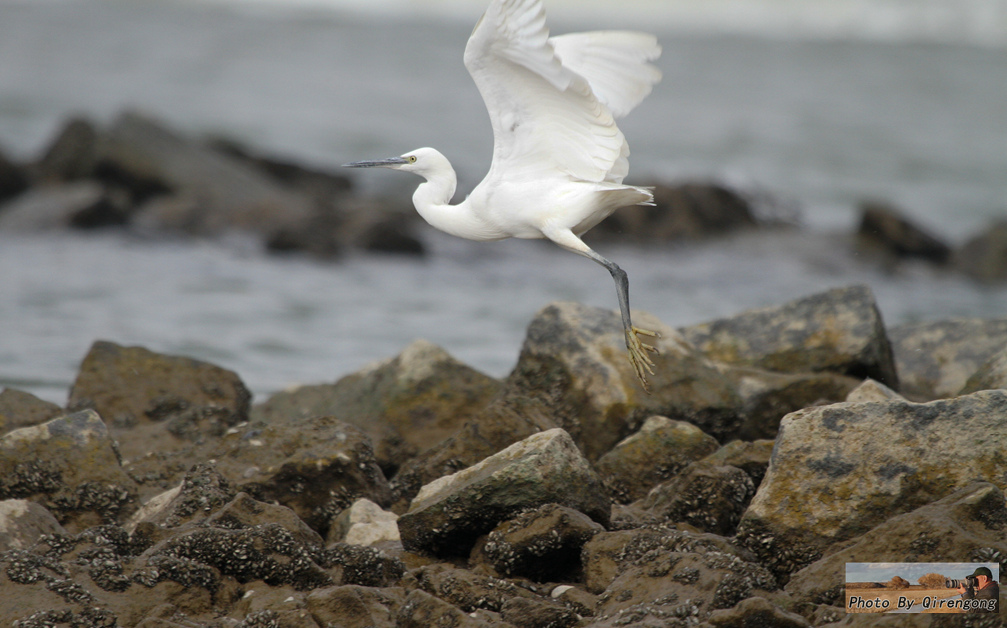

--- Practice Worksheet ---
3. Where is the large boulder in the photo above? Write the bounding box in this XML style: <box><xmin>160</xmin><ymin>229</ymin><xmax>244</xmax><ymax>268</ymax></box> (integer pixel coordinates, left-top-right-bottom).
<box><xmin>507</xmin><ymin>301</ymin><xmax>744</xmax><ymax>456</ymax></box>
<box><xmin>680</xmin><ymin>285</ymin><xmax>898</xmax><ymax>388</ymax></box>
<box><xmin>736</xmin><ymin>390</ymin><xmax>1007</xmax><ymax>580</ymax></box>
<box><xmin>640</xmin><ymin>462</ymin><xmax>755</xmax><ymax>536</ymax></box>
<box><xmin>889</xmin><ymin>317</ymin><xmax>1007</xmax><ymax>399</ymax></box>
<box><xmin>253</xmin><ymin>339</ymin><xmax>501</xmax><ymax>476</ymax></box>
<box><xmin>67</xmin><ymin>340</ymin><xmax>251</xmax><ymax>499</ymax></box>
<box><xmin>0</xmin><ymin>410</ymin><xmax>138</xmax><ymax>532</ymax></box>
<box><xmin>397</xmin><ymin>428</ymin><xmax>610</xmax><ymax>557</ymax></box>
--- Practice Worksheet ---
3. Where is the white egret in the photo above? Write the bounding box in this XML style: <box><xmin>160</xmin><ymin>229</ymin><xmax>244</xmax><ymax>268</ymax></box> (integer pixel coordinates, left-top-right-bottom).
<box><xmin>345</xmin><ymin>0</ymin><xmax>663</xmax><ymax>390</ymax></box>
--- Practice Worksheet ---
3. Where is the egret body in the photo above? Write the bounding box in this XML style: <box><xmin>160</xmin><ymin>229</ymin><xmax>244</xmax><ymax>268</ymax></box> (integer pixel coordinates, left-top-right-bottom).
<box><xmin>346</xmin><ymin>0</ymin><xmax>663</xmax><ymax>390</ymax></box>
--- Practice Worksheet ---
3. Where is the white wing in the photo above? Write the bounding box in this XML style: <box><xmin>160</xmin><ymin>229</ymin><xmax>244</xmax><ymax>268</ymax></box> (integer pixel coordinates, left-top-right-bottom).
<box><xmin>464</xmin><ymin>0</ymin><xmax>659</xmax><ymax>185</ymax></box>
<box><xmin>550</xmin><ymin>31</ymin><xmax>661</xmax><ymax>119</ymax></box>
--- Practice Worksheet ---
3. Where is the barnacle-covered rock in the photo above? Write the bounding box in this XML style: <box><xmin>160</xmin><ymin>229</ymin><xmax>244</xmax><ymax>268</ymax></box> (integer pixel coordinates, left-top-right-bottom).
<box><xmin>641</xmin><ymin>463</ymin><xmax>755</xmax><ymax>535</ymax></box>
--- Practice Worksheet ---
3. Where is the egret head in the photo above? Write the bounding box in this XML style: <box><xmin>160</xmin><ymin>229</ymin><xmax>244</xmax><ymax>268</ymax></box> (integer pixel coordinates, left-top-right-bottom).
<box><xmin>343</xmin><ymin>147</ymin><xmax>450</xmax><ymax>178</ymax></box>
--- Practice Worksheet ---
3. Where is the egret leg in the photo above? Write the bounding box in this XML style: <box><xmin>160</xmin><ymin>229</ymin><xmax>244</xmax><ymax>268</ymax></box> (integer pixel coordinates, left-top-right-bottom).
<box><xmin>544</xmin><ymin>228</ymin><xmax>660</xmax><ymax>391</ymax></box>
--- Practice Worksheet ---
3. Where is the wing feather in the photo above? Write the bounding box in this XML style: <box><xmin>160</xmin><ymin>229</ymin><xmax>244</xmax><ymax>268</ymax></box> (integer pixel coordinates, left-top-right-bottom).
<box><xmin>464</xmin><ymin>0</ymin><xmax>642</xmax><ymax>184</ymax></box>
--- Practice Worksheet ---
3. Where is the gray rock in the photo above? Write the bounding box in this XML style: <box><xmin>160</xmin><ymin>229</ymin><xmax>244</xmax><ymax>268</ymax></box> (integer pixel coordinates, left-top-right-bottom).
<box><xmin>35</xmin><ymin>117</ymin><xmax>100</xmax><ymax>182</ymax></box>
<box><xmin>844</xmin><ymin>378</ymin><xmax>905</xmax><ymax>403</ymax></box>
<box><xmin>328</xmin><ymin>498</ymin><xmax>400</xmax><ymax>546</ymax></box>
<box><xmin>211</xmin><ymin>416</ymin><xmax>391</xmax><ymax>537</ymax></box>
<box><xmin>721</xmin><ymin>366</ymin><xmax>862</xmax><ymax>440</ymax></box>
<box><xmin>0</xmin><ymin>410</ymin><xmax>137</xmax><ymax>532</ymax></box>
<box><xmin>736</xmin><ymin>390</ymin><xmax>1007</xmax><ymax>580</ymax></box>
<box><xmin>589</xmin><ymin>182</ymin><xmax>758</xmax><ymax>243</ymax></box>
<box><xmin>0</xmin><ymin>499</ymin><xmax>67</xmax><ymax>550</ymax></box>
<box><xmin>704</xmin><ymin>596</ymin><xmax>810</xmax><ymax>628</ymax></box>
<box><xmin>581</xmin><ymin>525</ymin><xmax>776</xmax><ymax>624</ymax></box>
<box><xmin>954</xmin><ymin>219</ymin><xmax>1007</xmax><ymax>283</ymax></box>
<box><xmin>0</xmin><ymin>182</ymin><xmax>129</xmax><ymax>230</ymax></box>
<box><xmin>595</xmin><ymin>416</ymin><xmax>720</xmax><ymax>504</ymax></box>
<box><xmin>641</xmin><ymin>463</ymin><xmax>755</xmax><ymax>536</ymax></box>
<box><xmin>0</xmin><ymin>388</ymin><xmax>63</xmax><ymax>435</ymax></box>
<box><xmin>387</xmin><ymin>388</ymin><xmax>557</xmax><ymax>511</ymax></box>
<box><xmin>398</xmin><ymin>428</ymin><xmax>609</xmax><ymax>557</ymax></box>
<box><xmin>67</xmin><ymin>340</ymin><xmax>252</xmax><ymax>499</ymax></box>
<box><xmin>253</xmin><ymin>339</ymin><xmax>501</xmax><ymax>476</ymax></box>
<box><xmin>508</xmin><ymin>301</ymin><xmax>744</xmax><ymax>455</ymax></box>
<box><xmin>680</xmin><ymin>285</ymin><xmax>898</xmax><ymax>388</ymax></box>
<box><xmin>889</xmin><ymin>317</ymin><xmax>1007</xmax><ymax>399</ymax></box>
<box><xmin>480</xmin><ymin>503</ymin><xmax>605</xmax><ymax>581</ymax></box>
<box><xmin>305</xmin><ymin>585</ymin><xmax>404</xmax><ymax>628</ymax></box>
<box><xmin>0</xmin><ymin>145</ymin><xmax>29</xmax><ymax>202</ymax></box>
<box><xmin>785</xmin><ymin>482</ymin><xmax>1007</xmax><ymax>608</ymax></box>
<box><xmin>960</xmin><ymin>347</ymin><xmax>1007</xmax><ymax>395</ymax></box>
<box><xmin>125</xmin><ymin>462</ymin><xmax>236</xmax><ymax>536</ymax></box>
<box><xmin>94</xmin><ymin>110</ymin><xmax>313</xmax><ymax>235</ymax></box>
<box><xmin>698</xmin><ymin>439</ymin><xmax>774</xmax><ymax>488</ymax></box>
<box><xmin>856</xmin><ymin>200</ymin><xmax>951</xmax><ymax>264</ymax></box>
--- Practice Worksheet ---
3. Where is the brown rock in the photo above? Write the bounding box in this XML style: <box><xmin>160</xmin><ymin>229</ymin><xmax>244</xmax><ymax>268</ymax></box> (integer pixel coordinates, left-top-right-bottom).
<box><xmin>856</xmin><ymin>200</ymin><xmax>951</xmax><ymax>264</ymax></box>
<box><xmin>595</xmin><ymin>416</ymin><xmax>720</xmax><ymax>504</ymax></box>
<box><xmin>0</xmin><ymin>388</ymin><xmax>63</xmax><ymax>434</ymax></box>
<box><xmin>705</xmin><ymin>596</ymin><xmax>810</xmax><ymax>627</ymax></box>
<box><xmin>0</xmin><ymin>499</ymin><xmax>67</xmax><ymax>550</ymax></box>
<box><xmin>641</xmin><ymin>463</ymin><xmax>755</xmax><ymax>536</ymax></box>
<box><xmin>305</xmin><ymin>585</ymin><xmax>404</xmax><ymax>628</ymax></box>
<box><xmin>954</xmin><ymin>219</ymin><xmax>1007</xmax><ymax>283</ymax></box>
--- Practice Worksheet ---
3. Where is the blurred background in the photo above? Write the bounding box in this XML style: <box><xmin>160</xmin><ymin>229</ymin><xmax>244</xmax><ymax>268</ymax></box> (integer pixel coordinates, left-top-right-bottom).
<box><xmin>1</xmin><ymin>0</ymin><xmax>1006</xmax><ymax>403</ymax></box>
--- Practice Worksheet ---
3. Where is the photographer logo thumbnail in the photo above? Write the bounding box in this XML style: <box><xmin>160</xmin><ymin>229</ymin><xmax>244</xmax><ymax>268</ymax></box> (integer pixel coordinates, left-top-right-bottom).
<box><xmin>846</xmin><ymin>562</ymin><xmax>999</xmax><ymax>613</ymax></box>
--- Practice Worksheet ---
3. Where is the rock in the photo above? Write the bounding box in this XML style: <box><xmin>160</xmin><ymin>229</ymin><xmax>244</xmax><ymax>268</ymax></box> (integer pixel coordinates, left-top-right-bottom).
<box><xmin>322</xmin><ymin>543</ymin><xmax>405</xmax><ymax>588</ymax></box>
<box><xmin>0</xmin><ymin>410</ymin><xmax>137</xmax><ymax>532</ymax></box>
<box><xmin>479</xmin><ymin>503</ymin><xmax>605</xmax><ymax>581</ymax></box>
<box><xmin>388</xmin><ymin>389</ymin><xmax>557</xmax><ymax>511</ymax></box>
<box><xmin>719</xmin><ymin>366</ymin><xmax>861</xmax><ymax>440</ymax></box>
<box><xmin>508</xmin><ymin>301</ymin><xmax>744</xmax><ymax>454</ymax></box>
<box><xmin>0</xmin><ymin>388</ymin><xmax>63</xmax><ymax>434</ymax></box>
<box><xmin>844</xmin><ymin>378</ymin><xmax>905</xmax><ymax>403</ymax></box>
<box><xmin>595</xmin><ymin>416</ymin><xmax>720</xmax><ymax>504</ymax></box>
<box><xmin>404</xmin><ymin>563</ymin><xmax>525</xmax><ymax>613</ymax></box>
<box><xmin>641</xmin><ymin>463</ymin><xmax>755</xmax><ymax>536</ymax></box>
<box><xmin>698</xmin><ymin>439</ymin><xmax>774</xmax><ymax>488</ymax></box>
<box><xmin>0</xmin><ymin>181</ymin><xmax>130</xmax><ymax>230</ymax></box>
<box><xmin>736</xmin><ymin>390</ymin><xmax>1007</xmax><ymax>580</ymax></box>
<box><xmin>681</xmin><ymin>285</ymin><xmax>898</xmax><ymax>388</ymax></box>
<box><xmin>93</xmin><ymin>110</ymin><xmax>314</xmax><ymax>235</ymax></box>
<box><xmin>856</xmin><ymin>200</ymin><xmax>951</xmax><ymax>264</ymax></box>
<box><xmin>589</xmin><ymin>182</ymin><xmax>758</xmax><ymax>242</ymax></box>
<box><xmin>67</xmin><ymin>340</ymin><xmax>252</xmax><ymax>498</ymax></box>
<box><xmin>704</xmin><ymin>596</ymin><xmax>810</xmax><ymax>628</ymax></box>
<box><xmin>581</xmin><ymin>525</ymin><xmax>776</xmax><ymax>624</ymax></box>
<box><xmin>0</xmin><ymin>145</ymin><xmax>29</xmax><ymax>202</ymax></box>
<box><xmin>954</xmin><ymin>219</ymin><xmax>1007</xmax><ymax>283</ymax></box>
<box><xmin>961</xmin><ymin>347</ymin><xmax>1007</xmax><ymax>394</ymax></box>
<box><xmin>395</xmin><ymin>589</ymin><xmax>508</xmax><ymax>628</ymax></box>
<box><xmin>888</xmin><ymin>317</ymin><xmax>1007</xmax><ymax>399</ymax></box>
<box><xmin>305</xmin><ymin>585</ymin><xmax>404</xmax><ymax>628</ymax></box>
<box><xmin>211</xmin><ymin>416</ymin><xmax>391</xmax><ymax>536</ymax></box>
<box><xmin>328</xmin><ymin>498</ymin><xmax>400</xmax><ymax>546</ymax></box>
<box><xmin>125</xmin><ymin>463</ymin><xmax>236</xmax><ymax>535</ymax></box>
<box><xmin>785</xmin><ymin>482</ymin><xmax>1007</xmax><ymax>607</ymax></box>
<box><xmin>499</xmin><ymin>597</ymin><xmax>581</xmax><ymax>628</ymax></box>
<box><xmin>253</xmin><ymin>339</ymin><xmax>501</xmax><ymax>476</ymax></box>
<box><xmin>397</xmin><ymin>428</ymin><xmax>610</xmax><ymax>557</ymax></box>
<box><xmin>0</xmin><ymin>499</ymin><xmax>67</xmax><ymax>550</ymax></box>
<box><xmin>34</xmin><ymin>117</ymin><xmax>100</xmax><ymax>182</ymax></box>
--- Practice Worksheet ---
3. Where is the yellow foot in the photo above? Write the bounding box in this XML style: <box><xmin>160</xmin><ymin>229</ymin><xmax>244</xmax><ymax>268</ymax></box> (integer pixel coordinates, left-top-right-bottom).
<box><xmin>626</xmin><ymin>325</ymin><xmax>660</xmax><ymax>393</ymax></box>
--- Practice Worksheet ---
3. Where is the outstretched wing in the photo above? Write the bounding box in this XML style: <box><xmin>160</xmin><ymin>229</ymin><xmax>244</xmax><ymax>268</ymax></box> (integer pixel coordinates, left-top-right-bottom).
<box><xmin>464</xmin><ymin>0</ymin><xmax>659</xmax><ymax>185</ymax></box>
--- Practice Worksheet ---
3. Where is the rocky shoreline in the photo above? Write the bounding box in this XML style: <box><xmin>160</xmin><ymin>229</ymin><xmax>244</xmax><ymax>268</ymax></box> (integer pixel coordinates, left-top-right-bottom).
<box><xmin>2</xmin><ymin>110</ymin><xmax>1006</xmax><ymax>282</ymax></box>
<box><xmin>2</xmin><ymin>284</ymin><xmax>1006</xmax><ymax>627</ymax></box>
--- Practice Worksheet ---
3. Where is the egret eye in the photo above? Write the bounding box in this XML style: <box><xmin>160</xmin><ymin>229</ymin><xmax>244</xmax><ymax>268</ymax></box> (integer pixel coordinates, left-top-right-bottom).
<box><xmin>407</xmin><ymin>155</ymin><xmax>417</xmax><ymax>164</ymax></box>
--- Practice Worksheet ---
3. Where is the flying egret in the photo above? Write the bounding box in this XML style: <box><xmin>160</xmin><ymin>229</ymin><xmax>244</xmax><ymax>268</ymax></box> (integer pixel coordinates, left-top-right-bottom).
<box><xmin>345</xmin><ymin>0</ymin><xmax>663</xmax><ymax>390</ymax></box>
